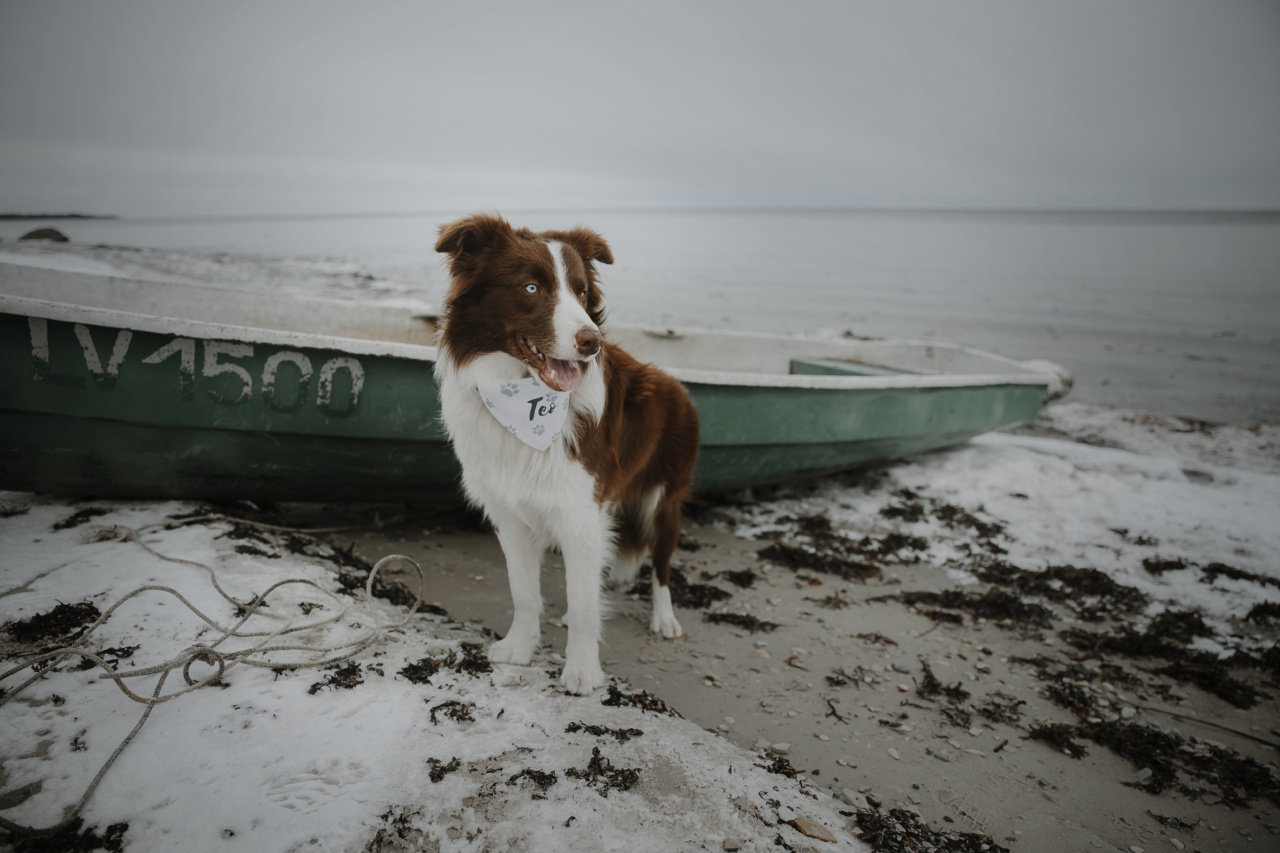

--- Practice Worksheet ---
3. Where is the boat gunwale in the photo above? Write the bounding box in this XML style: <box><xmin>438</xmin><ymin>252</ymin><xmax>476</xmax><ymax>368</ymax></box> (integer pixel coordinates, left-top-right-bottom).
<box><xmin>0</xmin><ymin>292</ymin><xmax>1053</xmax><ymax>393</ymax></box>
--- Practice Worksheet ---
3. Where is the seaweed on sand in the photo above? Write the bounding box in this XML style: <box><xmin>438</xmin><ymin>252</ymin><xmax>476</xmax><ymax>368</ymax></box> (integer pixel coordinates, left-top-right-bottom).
<box><xmin>4</xmin><ymin>601</ymin><xmax>100</xmax><ymax>645</ymax></box>
<box><xmin>398</xmin><ymin>642</ymin><xmax>493</xmax><ymax>685</ymax></box>
<box><xmin>703</xmin><ymin>612</ymin><xmax>781</xmax><ymax>633</ymax></box>
<box><xmin>600</xmin><ymin>684</ymin><xmax>681</xmax><ymax>717</ymax></box>
<box><xmin>307</xmin><ymin>662</ymin><xmax>364</xmax><ymax>695</ymax></box>
<box><xmin>853</xmin><ymin>808</ymin><xmax>1009</xmax><ymax>853</ymax></box>
<box><xmin>564</xmin><ymin>747</ymin><xmax>641</xmax><ymax>797</ymax></box>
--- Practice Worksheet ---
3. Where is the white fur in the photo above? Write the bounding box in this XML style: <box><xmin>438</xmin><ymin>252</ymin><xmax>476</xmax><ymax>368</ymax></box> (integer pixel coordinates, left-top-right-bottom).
<box><xmin>650</xmin><ymin>572</ymin><xmax>683</xmax><ymax>638</ymax></box>
<box><xmin>437</xmin><ymin>345</ymin><xmax>610</xmax><ymax>694</ymax></box>
<box><xmin>545</xmin><ymin>240</ymin><xmax>599</xmax><ymax>361</ymax></box>
<box><xmin>436</xmin><ymin>241</ymin><xmax>684</xmax><ymax>693</ymax></box>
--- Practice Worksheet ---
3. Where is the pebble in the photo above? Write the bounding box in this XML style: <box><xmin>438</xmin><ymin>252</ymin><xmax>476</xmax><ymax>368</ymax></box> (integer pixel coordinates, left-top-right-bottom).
<box><xmin>858</xmin><ymin>785</ymin><xmax>872</xmax><ymax>794</ymax></box>
<box><xmin>887</xmin><ymin>748</ymin><xmax>900</xmax><ymax>760</ymax></box>
<box><xmin>771</xmin><ymin>743</ymin><xmax>792</xmax><ymax>755</ymax></box>
<box><xmin>1129</xmin><ymin>847</ymin><xmax>1144</xmax><ymax>853</ymax></box>
<box><xmin>817</xmin><ymin>734</ymin><xmax>830</xmax><ymax>742</ymax></box>
<box><xmin>751</xmin><ymin>648</ymin><xmax>771</xmax><ymax>659</ymax></box>
<box><xmin>723</xmin><ymin>717</ymin><xmax>735</xmax><ymax>725</ymax></box>
<box><xmin>1121</xmin><ymin>706</ymin><xmax>1137</xmax><ymax>719</ymax></box>
<box><xmin>1134</xmin><ymin>767</ymin><xmax>1153</xmax><ymax>781</ymax></box>
<box><xmin>839</xmin><ymin>789</ymin><xmax>858</xmax><ymax>807</ymax></box>
<box><xmin>777</xmin><ymin>806</ymin><xmax>796</xmax><ymax>822</ymax></box>
<box><xmin>754</xmin><ymin>639</ymin><xmax>769</xmax><ymax>647</ymax></box>
<box><xmin>787</xmin><ymin>710</ymin><xmax>798</xmax><ymax>717</ymax></box>
<box><xmin>1039</xmin><ymin>778</ymin><xmax>1055</xmax><ymax>789</ymax></box>
<box><xmin>792</xmin><ymin>817</ymin><xmax>837</xmax><ymax>843</ymax></box>
<box><xmin>968</xmin><ymin>727</ymin><xmax>984</xmax><ymax>737</ymax></box>
<box><xmin>866</xmin><ymin>793</ymin><xmax>883</xmax><ymax>808</ymax></box>
<box><xmin>836</xmin><ymin>759</ymin><xmax>849</xmax><ymax>767</ymax></box>
<box><xmin>1170</xmin><ymin>840</ymin><xmax>1185</xmax><ymax>850</ymax></box>
<box><xmin>892</xmin><ymin>663</ymin><xmax>912</xmax><ymax>674</ymax></box>
<box><xmin>755</xmin><ymin>739</ymin><xmax>771</xmax><ymax>750</ymax></box>
<box><xmin>723</xmin><ymin>840</ymin><xmax>742</xmax><ymax>852</ymax></box>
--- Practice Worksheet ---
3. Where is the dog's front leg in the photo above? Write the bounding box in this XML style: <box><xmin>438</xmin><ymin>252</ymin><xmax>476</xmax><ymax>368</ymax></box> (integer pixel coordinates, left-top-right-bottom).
<box><xmin>557</xmin><ymin>509</ymin><xmax>608</xmax><ymax>695</ymax></box>
<box><xmin>487</xmin><ymin>508</ymin><xmax>543</xmax><ymax>666</ymax></box>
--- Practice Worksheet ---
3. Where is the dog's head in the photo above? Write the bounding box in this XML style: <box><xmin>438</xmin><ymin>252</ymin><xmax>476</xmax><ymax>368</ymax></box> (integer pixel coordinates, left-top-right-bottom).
<box><xmin>435</xmin><ymin>213</ymin><xmax>613</xmax><ymax>392</ymax></box>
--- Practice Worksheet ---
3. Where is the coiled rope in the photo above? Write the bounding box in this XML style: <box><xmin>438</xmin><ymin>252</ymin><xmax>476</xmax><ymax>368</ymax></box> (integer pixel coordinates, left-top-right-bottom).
<box><xmin>0</xmin><ymin>522</ymin><xmax>427</xmax><ymax>838</ymax></box>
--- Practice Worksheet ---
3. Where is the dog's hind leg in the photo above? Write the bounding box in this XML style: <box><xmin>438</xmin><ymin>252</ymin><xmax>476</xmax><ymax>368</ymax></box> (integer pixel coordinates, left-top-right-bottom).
<box><xmin>648</xmin><ymin>496</ymin><xmax>684</xmax><ymax>638</ymax></box>
<box><xmin>486</xmin><ymin>507</ymin><xmax>544</xmax><ymax>666</ymax></box>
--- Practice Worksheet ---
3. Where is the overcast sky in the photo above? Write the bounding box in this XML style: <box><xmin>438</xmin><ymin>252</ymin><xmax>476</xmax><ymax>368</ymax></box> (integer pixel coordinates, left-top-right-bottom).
<box><xmin>2</xmin><ymin>0</ymin><xmax>1278</xmax><ymax>217</ymax></box>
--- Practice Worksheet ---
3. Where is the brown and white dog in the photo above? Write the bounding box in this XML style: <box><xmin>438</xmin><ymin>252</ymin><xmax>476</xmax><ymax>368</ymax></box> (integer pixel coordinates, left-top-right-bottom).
<box><xmin>433</xmin><ymin>213</ymin><xmax>700</xmax><ymax>694</ymax></box>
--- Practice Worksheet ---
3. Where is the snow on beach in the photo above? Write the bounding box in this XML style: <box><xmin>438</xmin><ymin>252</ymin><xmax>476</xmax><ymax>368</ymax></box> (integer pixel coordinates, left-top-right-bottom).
<box><xmin>2</xmin><ymin>404</ymin><xmax>1277</xmax><ymax>852</ymax></box>
<box><xmin>721</xmin><ymin>403</ymin><xmax>1280</xmax><ymax>659</ymax></box>
<box><xmin>0</xmin><ymin>499</ymin><xmax>864</xmax><ymax>852</ymax></box>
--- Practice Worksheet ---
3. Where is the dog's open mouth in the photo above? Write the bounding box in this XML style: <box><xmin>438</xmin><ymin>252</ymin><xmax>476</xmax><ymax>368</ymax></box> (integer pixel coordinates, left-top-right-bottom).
<box><xmin>517</xmin><ymin>336</ymin><xmax>582</xmax><ymax>392</ymax></box>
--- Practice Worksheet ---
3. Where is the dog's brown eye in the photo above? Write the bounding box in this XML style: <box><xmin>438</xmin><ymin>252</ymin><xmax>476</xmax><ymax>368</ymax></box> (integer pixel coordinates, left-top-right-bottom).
<box><xmin>524</xmin><ymin>283</ymin><xmax>538</xmax><ymax>294</ymax></box>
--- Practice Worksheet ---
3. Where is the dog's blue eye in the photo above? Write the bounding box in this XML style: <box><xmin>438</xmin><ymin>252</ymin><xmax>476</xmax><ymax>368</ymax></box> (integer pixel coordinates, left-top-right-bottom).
<box><xmin>524</xmin><ymin>284</ymin><xmax>538</xmax><ymax>294</ymax></box>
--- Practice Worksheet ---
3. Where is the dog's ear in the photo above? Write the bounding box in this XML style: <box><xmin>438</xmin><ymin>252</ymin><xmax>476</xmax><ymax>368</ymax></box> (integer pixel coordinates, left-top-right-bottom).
<box><xmin>435</xmin><ymin>213</ymin><xmax>514</xmax><ymax>259</ymax></box>
<box><xmin>545</xmin><ymin>227</ymin><xmax>614</xmax><ymax>266</ymax></box>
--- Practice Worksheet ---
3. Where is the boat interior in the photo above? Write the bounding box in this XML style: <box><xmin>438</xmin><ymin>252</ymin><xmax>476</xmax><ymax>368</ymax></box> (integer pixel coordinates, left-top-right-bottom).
<box><xmin>2</xmin><ymin>261</ymin><xmax>1039</xmax><ymax>379</ymax></box>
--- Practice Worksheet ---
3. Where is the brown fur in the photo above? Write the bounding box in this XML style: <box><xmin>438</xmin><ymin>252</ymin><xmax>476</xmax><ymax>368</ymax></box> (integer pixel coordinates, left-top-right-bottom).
<box><xmin>435</xmin><ymin>213</ymin><xmax>698</xmax><ymax>592</ymax></box>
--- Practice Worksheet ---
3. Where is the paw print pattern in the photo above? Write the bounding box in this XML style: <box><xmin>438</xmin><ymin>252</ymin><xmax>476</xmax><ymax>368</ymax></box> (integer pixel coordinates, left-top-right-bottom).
<box><xmin>507</xmin><ymin>425</ymin><xmax>518</xmax><ymax>435</ymax></box>
<box><xmin>532</xmin><ymin>424</ymin><xmax>545</xmax><ymax>436</ymax></box>
<box><xmin>500</xmin><ymin>382</ymin><xmax>519</xmax><ymax>397</ymax></box>
<box><xmin>483</xmin><ymin>397</ymin><xmax>494</xmax><ymax>408</ymax></box>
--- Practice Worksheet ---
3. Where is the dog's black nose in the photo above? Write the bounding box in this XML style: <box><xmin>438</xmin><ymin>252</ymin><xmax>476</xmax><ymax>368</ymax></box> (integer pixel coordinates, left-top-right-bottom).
<box><xmin>576</xmin><ymin>327</ymin><xmax>601</xmax><ymax>356</ymax></box>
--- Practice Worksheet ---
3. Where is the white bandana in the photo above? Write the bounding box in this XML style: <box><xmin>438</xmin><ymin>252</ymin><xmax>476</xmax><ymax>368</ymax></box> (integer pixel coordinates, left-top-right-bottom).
<box><xmin>476</xmin><ymin>377</ymin><xmax>570</xmax><ymax>451</ymax></box>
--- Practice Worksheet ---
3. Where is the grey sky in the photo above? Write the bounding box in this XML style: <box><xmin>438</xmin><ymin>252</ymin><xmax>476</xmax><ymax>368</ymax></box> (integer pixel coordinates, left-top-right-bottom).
<box><xmin>2</xmin><ymin>0</ymin><xmax>1278</xmax><ymax>217</ymax></box>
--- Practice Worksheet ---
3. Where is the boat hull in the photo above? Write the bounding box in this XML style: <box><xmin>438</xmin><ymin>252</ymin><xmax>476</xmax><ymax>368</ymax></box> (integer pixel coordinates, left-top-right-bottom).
<box><xmin>1</xmin><ymin>300</ymin><xmax>1047</xmax><ymax>502</ymax></box>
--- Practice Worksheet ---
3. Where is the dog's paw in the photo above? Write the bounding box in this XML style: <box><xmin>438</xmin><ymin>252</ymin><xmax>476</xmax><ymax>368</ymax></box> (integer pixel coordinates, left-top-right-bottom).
<box><xmin>488</xmin><ymin>635</ymin><xmax>536</xmax><ymax>666</ymax></box>
<box><xmin>560</xmin><ymin>660</ymin><xmax>606</xmax><ymax>695</ymax></box>
<box><xmin>650</xmin><ymin>611</ymin><xmax>684</xmax><ymax>639</ymax></box>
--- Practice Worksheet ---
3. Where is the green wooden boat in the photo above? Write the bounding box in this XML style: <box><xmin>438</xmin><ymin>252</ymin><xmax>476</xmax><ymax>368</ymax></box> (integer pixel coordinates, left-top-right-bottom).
<box><xmin>0</xmin><ymin>261</ymin><xmax>1053</xmax><ymax>502</ymax></box>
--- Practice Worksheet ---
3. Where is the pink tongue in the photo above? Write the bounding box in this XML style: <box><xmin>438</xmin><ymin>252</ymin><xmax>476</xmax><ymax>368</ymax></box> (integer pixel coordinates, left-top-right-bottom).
<box><xmin>544</xmin><ymin>357</ymin><xmax>581</xmax><ymax>392</ymax></box>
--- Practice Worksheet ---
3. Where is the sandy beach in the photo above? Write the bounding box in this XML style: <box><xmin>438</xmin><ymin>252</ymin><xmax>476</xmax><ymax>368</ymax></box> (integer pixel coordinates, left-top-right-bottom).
<box><xmin>3</xmin><ymin>400</ymin><xmax>1277</xmax><ymax>852</ymax></box>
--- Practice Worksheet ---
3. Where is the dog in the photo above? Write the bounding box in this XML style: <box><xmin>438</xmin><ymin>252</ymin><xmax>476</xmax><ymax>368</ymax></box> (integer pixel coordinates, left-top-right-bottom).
<box><xmin>433</xmin><ymin>213</ymin><xmax>700</xmax><ymax>694</ymax></box>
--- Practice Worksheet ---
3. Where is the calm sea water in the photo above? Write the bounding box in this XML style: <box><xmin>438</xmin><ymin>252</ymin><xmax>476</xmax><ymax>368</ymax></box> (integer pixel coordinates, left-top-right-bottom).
<box><xmin>3</xmin><ymin>210</ymin><xmax>1278</xmax><ymax>423</ymax></box>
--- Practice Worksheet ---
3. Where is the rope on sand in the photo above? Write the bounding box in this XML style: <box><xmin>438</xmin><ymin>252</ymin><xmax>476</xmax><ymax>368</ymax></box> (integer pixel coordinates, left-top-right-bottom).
<box><xmin>0</xmin><ymin>523</ymin><xmax>427</xmax><ymax>839</ymax></box>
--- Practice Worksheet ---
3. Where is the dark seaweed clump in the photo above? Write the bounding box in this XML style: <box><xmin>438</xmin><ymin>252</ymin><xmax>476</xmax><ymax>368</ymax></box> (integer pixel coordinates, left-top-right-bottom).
<box><xmin>1141</xmin><ymin>557</ymin><xmax>1187</xmax><ymax>576</ymax></box>
<box><xmin>756</xmin><ymin>541</ymin><xmax>880</xmax><ymax>582</ymax></box>
<box><xmin>307</xmin><ymin>662</ymin><xmax>364</xmax><ymax>695</ymax></box>
<box><xmin>1201</xmin><ymin>562</ymin><xmax>1280</xmax><ymax>590</ymax></box>
<box><xmin>507</xmin><ymin>768</ymin><xmax>559</xmax><ymax>796</ymax></box>
<box><xmin>880</xmin><ymin>588</ymin><xmax>1054</xmax><ymax>628</ymax></box>
<box><xmin>6</xmin><ymin>819</ymin><xmax>129</xmax><ymax>853</ymax></box>
<box><xmin>51</xmin><ymin>508</ymin><xmax>111</xmax><ymax>531</ymax></box>
<box><xmin>1245</xmin><ymin>601</ymin><xmax>1280</xmax><ymax>623</ymax></box>
<box><xmin>600</xmin><ymin>684</ymin><xmax>680</xmax><ymax>717</ymax></box>
<box><xmin>853</xmin><ymin>808</ymin><xmax>1009</xmax><ymax>853</ymax></box>
<box><xmin>428</xmin><ymin>699</ymin><xmax>475</xmax><ymax>725</ymax></box>
<box><xmin>427</xmin><ymin>757</ymin><xmax>461</xmax><ymax>783</ymax></box>
<box><xmin>973</xmin><ymin>560</ymin><xmax>1148</xmax><ymax>620</ymax></box>
<box><xmin>564</xmin><ymin>747</ymin><xmax>641</xmax><ymax>797</ymax></box>
<box><xmin>974</xmin><ymin>692</ymin><xmax>1027</xmax><ymax>725</ymax></box>
<box><xmin>565</xmin><ymin>721</ymin><xmax>644</xmax><ymax>742</ymax></box>
<box><xmin>402</xmin><ymin>642</ymin><xmax>491</xmax><ymax>682</ymax></box>
<box><xmin>4</xmin><ymin>601</ymin><xmax>101</xmax><ymax>645</ymax></box>
<box><xmin>1028</xmin><ymin>722</ymin><xmax>1089</xmax><ymax>759</ymax></box>
<box><xmin>916</xmin><ymin>660</ymin><xmax>970</xmax><ymax>703</ymax></box>
<box><xmin>755</xmin><ymin>755</ymin><xmax>799</xmax><ymax>778</ymax></box>
<box><xmin>628</xmin><ymin>566</ymin><xmax>732</xmax><ymax>609</ymax></box>
<box><xmin>1027</xmin><ymin>720</ymin><xmax>1280</xmax><ymax>807</ymax></box>
<box><xmin>703</xmin><ymin>612</ymin><xmax>781</xmax><ymax>633</ymax></box>
<box><xmin>701</xmin><ymin>568</ymin><xmax>757</xmax><ymax>588</ymax></box>
<box><xmin>1058</xmin><ymin>626</ymin><xmax>1265</xmax><ymax>709</ymax></box>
